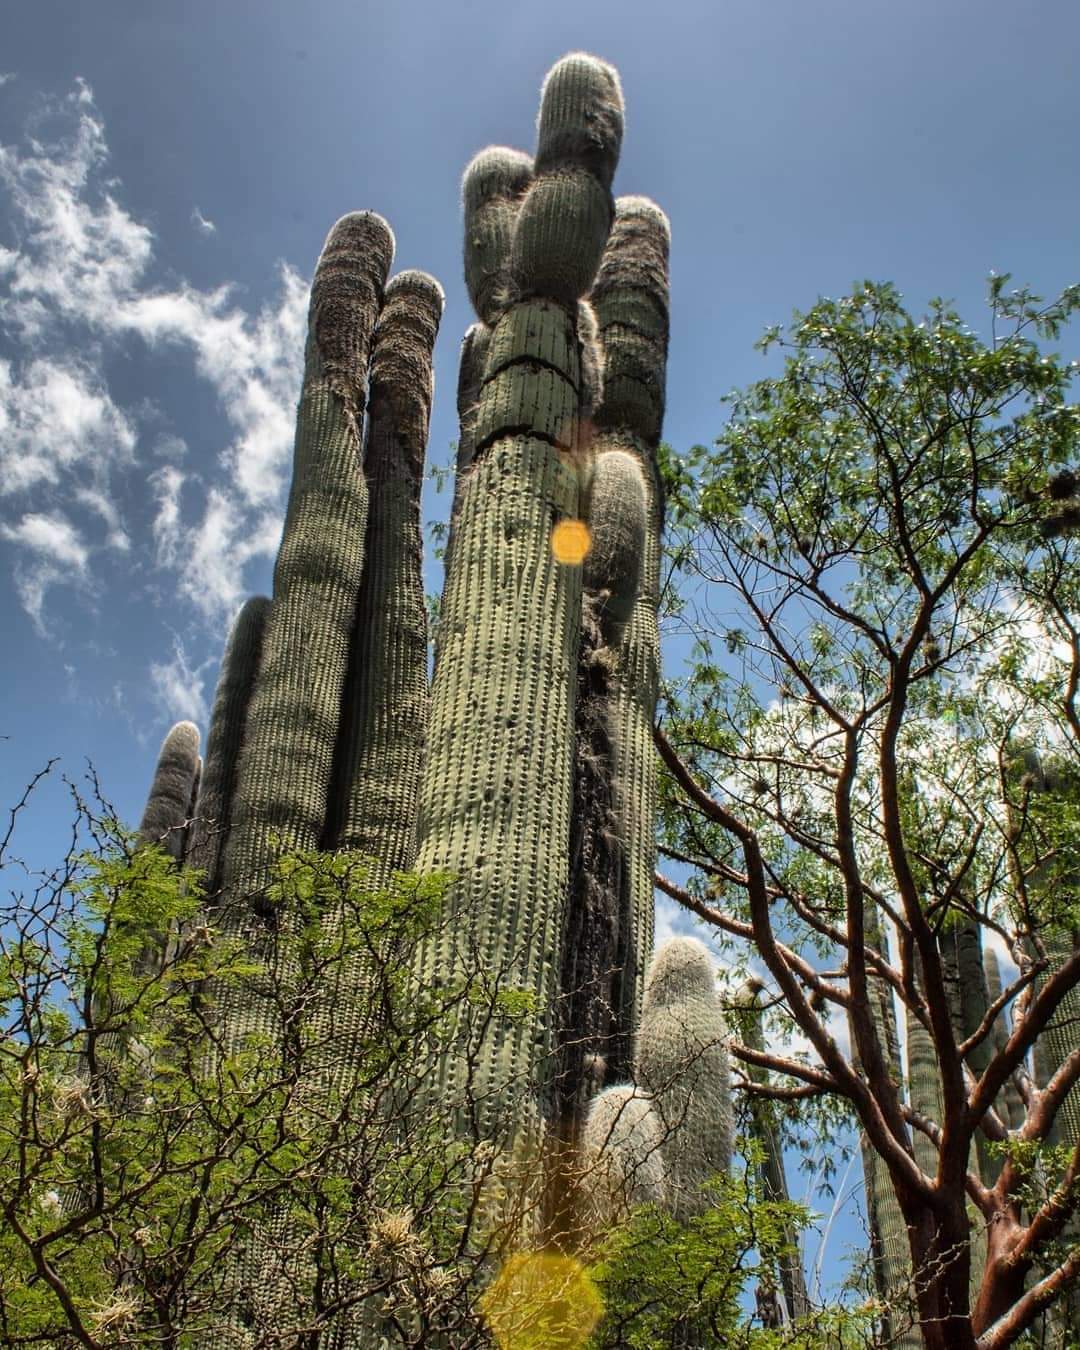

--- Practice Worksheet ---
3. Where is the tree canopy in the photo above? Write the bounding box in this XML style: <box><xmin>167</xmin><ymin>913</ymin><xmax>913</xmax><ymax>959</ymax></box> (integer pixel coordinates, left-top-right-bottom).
<box><xmin>656</xmin><ymin>277</ymin><xmax>1080</xmax><ymax>1348</ymax></box>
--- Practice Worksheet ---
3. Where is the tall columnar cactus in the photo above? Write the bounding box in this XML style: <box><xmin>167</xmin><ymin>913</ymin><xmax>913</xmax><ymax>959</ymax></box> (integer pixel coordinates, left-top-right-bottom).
<box><xmin>411</xmin><ymin>53</ymin><xmax>624</xmax><ymax>1138</ymax></box>
<box><xmin>187</xmin><ymin>596</ymin><xmax>270</xmax><ymax>897</ymax></box>
<box><xmin>139</xmin><ymin>720</ymin><xmax>202</xmax><ymax>862</ymax></box>
<box><xmin>326</xmin><ymin>269</ymin><xmax>444</xmax><ymax>871</ymax></box>
<box><xmin>634</xmin><ymin>937</ymin><xmax>733</xmax><ymax>1221</ymax></box>
<box><xmin>221</xmin><ymin>212</ymin><xmax>394</xmax><ymax>912</ymax></box>
<box><xmin>141</xmin><ymin>50</ymin><xmax>677</xmax><ymax>1341</ymax></box>
<box><xmin>731</xmin><ymin>979</ymin><xmax>810</xmax><ymax>1326</ymax></box>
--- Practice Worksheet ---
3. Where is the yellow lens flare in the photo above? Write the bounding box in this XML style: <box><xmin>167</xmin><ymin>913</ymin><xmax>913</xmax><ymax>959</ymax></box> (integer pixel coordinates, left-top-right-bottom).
<box><xmin>551</xmin><ymin>518</ymin><xmax>591</xmax><ymax>565</ymax></box>
<box><xmin>480</xmin><ymin>1251</ymin><xmax>603</xmax><ymax>1349</ymax></box>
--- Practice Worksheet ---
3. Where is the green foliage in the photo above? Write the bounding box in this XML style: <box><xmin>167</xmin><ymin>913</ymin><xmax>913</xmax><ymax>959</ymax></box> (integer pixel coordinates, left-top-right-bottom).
<box><xmin>656</xmin><ymin>275</ymin><xmax>1080</xmax><ymax>1344</ymax></box>
<box><xmin>0</xmin><ymin>802</ymin><xmax>557</xmax><ymax>1346</ymax></box>
<box><xmin>586</xmin><ymin>1164</ymin><xmax>867</xmax><ymax>1348</ymax></box>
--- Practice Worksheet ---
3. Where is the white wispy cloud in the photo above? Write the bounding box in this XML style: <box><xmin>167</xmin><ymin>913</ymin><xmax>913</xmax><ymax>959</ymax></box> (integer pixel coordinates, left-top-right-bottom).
<box><xmin>0</xmin><ymin>80</ymin><xmax>307</xmax><ymax>633</ymax></box>
<box><xmin>191</xmin><ymin>205</ymin><xmax>216</xmax><ymax>235</ymax></box>
<box><xmin>0</xmin><ymin>510</ymin><xmax>90</xmax><ymax>635</ymax></box>
<box><xmin>149</xmin><ymin>636</ymin><xmax>212</xmax><ymax>727</ymax></box>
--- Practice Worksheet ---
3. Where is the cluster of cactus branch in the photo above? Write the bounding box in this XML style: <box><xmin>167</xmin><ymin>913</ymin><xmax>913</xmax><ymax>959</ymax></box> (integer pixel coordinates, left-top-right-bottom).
<box><xmin>132</xmin><ymin>50</ymin><xmax>746</xmax><ymax>1342</ymax></box>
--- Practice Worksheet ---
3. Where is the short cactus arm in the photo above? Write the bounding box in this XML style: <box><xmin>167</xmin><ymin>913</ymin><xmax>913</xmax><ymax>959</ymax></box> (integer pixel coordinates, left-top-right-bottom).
<box><xmin>327</xmin><ymin>269</ymin><xmax>444</xmax><ymax>871</ymax></box>
<box><xmin>139</xmin><ymin>721</ymin><xmax>202</xmax><ymax>862</ymax></box>
<box><xmin>186</xmin><ymin>595</ymin><xmax>270</xmax><ymax>897</ymax></box>
<box><xmin>221</xmin><ymin>213</ymin><xmax>394</xmax><ymax>910</ymax></box>
<box><xmin>634</xmin><ymin>938</ymin><xmax>734</xmax><ymax>1221</ymax></box>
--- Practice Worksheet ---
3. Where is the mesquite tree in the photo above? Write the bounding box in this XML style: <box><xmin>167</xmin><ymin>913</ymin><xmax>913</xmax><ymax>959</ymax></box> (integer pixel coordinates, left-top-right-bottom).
<box><xmin>656</xmin><ymin>278</ymin><xmax>1080</xmax><ymax>1348</ymax></box>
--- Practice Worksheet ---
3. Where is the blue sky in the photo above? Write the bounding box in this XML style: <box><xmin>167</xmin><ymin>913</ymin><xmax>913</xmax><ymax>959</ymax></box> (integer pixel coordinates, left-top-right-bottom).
<box><xmin>2</xmin><ymin>0</ymin><xmax>1078</xmax><ymax>1301</ymax></box>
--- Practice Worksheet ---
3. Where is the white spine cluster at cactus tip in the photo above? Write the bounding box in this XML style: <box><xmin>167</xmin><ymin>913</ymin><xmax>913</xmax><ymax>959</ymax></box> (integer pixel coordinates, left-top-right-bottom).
<box><xmin>581</xmin><ymin>937</ymin><xmax>733</xmax><ymax>1228</ymax></box>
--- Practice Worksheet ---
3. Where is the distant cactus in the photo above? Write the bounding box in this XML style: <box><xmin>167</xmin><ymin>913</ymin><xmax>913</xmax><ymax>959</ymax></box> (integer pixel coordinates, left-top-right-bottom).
<box><xmin>634</xmin><ymin>937</ymin><xmax>733</xmax><ymax>1220</ymax></box>
<box><xmin>731</xmin><ymin>979</ymin><xmax>809</xmax><ymax>1325</ymax></box>
<box><xmin>983</xmin><ymin>947</ymin><xmax>1025</xmax><ymax>1134</ymax></box>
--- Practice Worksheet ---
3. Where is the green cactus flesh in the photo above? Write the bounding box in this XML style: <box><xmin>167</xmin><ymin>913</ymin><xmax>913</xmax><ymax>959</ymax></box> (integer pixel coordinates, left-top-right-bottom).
<box><xmin>187</xmin><ymin>596</ymin><xmax>270</xmax><ymax>897</ymax></box>
<box><xmin>412</xmin><ymin>54</ymin><xmax>622</xmax><ymax>1145</ymax></box>
<box><xmin>328</xmin><ymin>268</ymin><xmax>444</xmax><ymax>870</ymax></box>
<box><xmin>222</xmin><ymin>212</ymin><xmax>393</xmax><ymax>913</ymax></box>
<box><xmin>590</xmin><ymin>197</ymin><xmax>670</xmax><ymax>1044</ymax></box>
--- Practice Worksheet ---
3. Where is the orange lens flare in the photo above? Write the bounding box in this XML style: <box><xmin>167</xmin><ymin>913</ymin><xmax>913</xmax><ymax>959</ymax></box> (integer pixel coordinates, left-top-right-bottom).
<box><xmin>551</xmin><ymin>518</ymin><xmax>591</xmax><ymax>565</ymax></box>
<box><xmin>480</xmin><ymin>1251</ymin><xmax>603</xmax><ymax>1349</ymax></box>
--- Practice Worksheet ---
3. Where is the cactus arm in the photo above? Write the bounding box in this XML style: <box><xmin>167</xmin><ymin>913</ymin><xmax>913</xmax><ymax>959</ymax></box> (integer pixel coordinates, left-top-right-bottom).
<box><xmin>186</xmin><ymin>596</ymin><xmax>270</xmax><ymax>897</ymax></box>
<box><xmin>412</xmin><ymin>55</ymin><xmax>623</xmax><ymax>1140</ymax></box>
<box><xmin>221</xmin><ymin>213</ymin><xmax>393</xmax><ymax>911</ymax></box>
<box><xmin>589</xmin><ymin>197</ymin><xmax>671</xmax><ymax>1049</ymax></box>
<box><xmin>138</xmin><ymin>721</ymin><xmax>202</xmax><ymax>861</ymax></box>
<box><xmin>634</xmin><ymin>938</ymin><xmax>733</xmax><ymax>1221</ymax></box>
<box><xmin>328</xmin><ymin>269</ymin><xmax>444</xmax><ymax>871</ymax></box>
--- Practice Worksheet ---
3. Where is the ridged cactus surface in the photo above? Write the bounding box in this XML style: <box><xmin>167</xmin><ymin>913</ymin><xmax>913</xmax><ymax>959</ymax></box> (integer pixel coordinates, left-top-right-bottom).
<box><xmin>187</xmin><ymin>596</ymin><xmax>269</xmax><ymax>896</ymax></box>
<box><xmin>591</xmin><ymin>197</ymin><xmax>670</xmax><ymax>1046</ymax></box>
<box><xmin>634</xmin><ymin>937</ymin><xmax>733</xmax><ymax>1221</ymax></box>
<box><xmin>412</xmin><ymin>53</ymin><xmax>623</xmax><ymax>1137</ymax></box>
<box><xmin>222</xmin><ymin>213</ymin><xmax>393</xmax><ymax>911</ymax></box>
<box><xmin>139</xmin><ymin>720</ymin><xmax>201</xmax><ymax>861</ymax></box>
<box><xmin>328</xmin><ymin>268</ymin><xmax>444</xmax><ymax>870</ymax></box>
